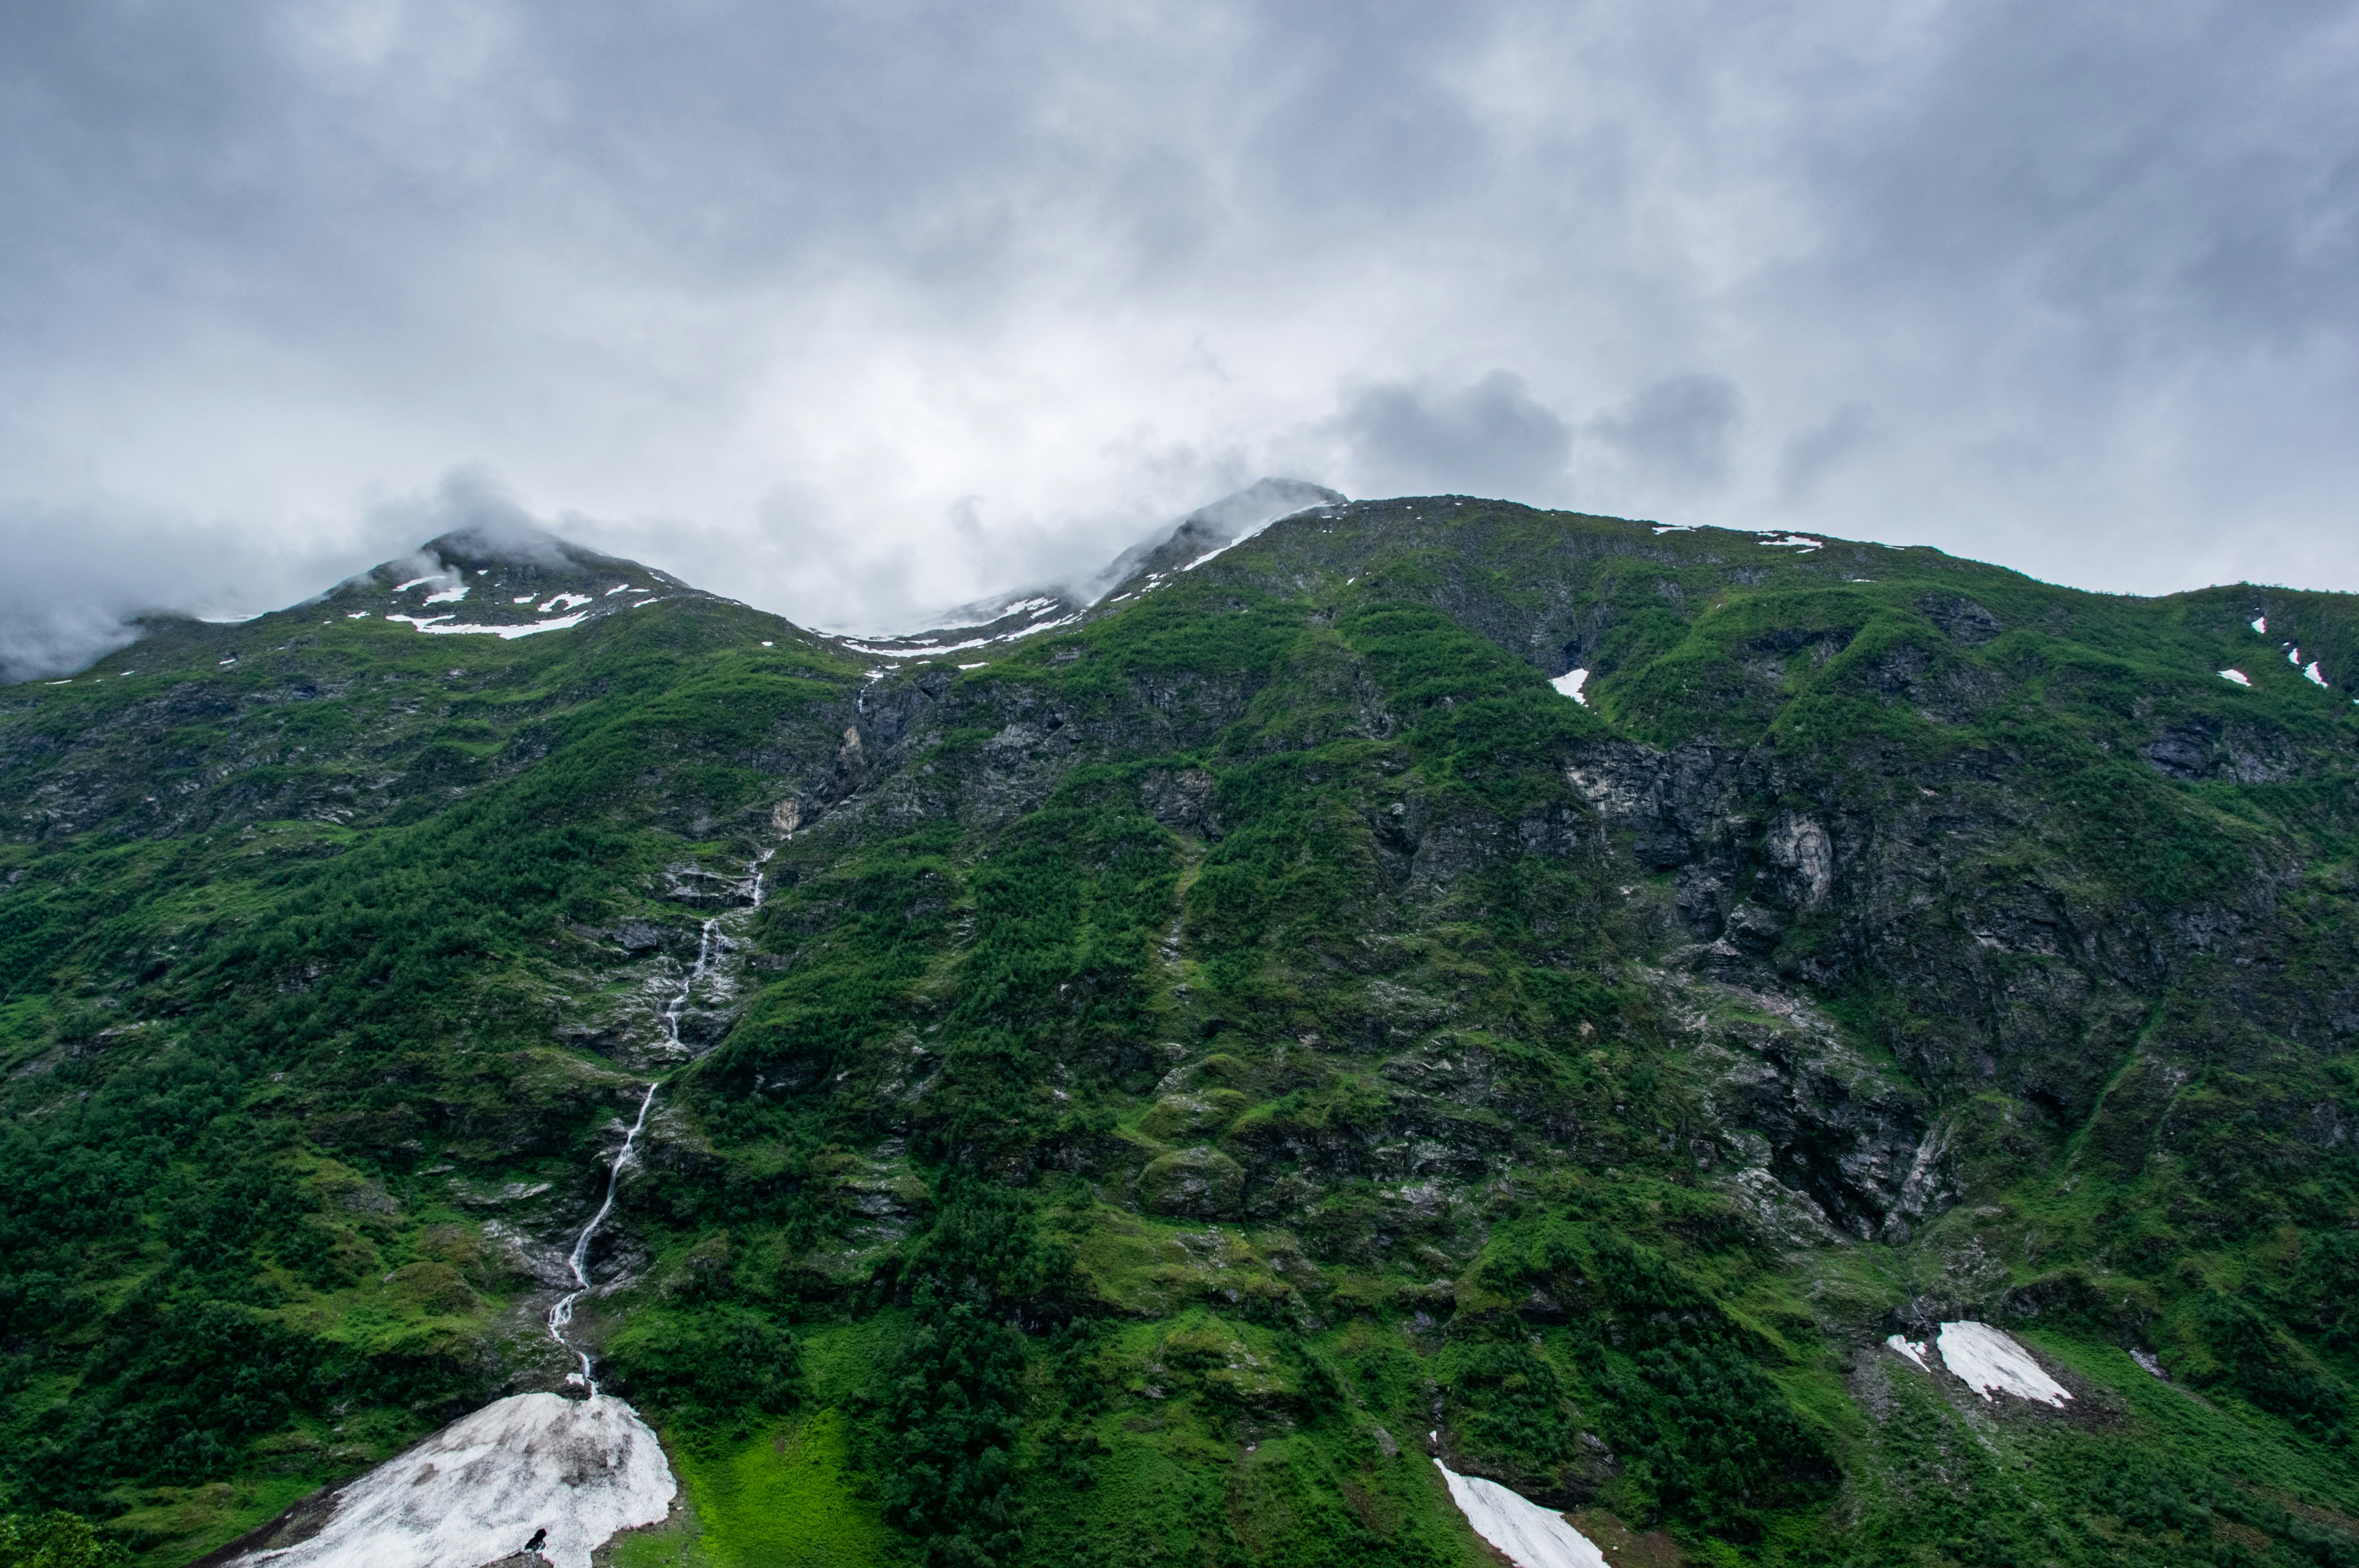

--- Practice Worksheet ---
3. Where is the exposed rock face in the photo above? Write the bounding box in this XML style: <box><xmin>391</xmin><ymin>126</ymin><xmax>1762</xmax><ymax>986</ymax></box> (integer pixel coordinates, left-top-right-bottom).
<box><xmin>1764</xmin><ymin>811</ymin><xmax>1834</xmax><ymax>909</ymax></box>
<box><xmin>1140</xmin><ymin>767</ymin><xmax>1221</xmax><ymax>839</ymax></box>
<box><xmin>2141</xmin><ymin>716</ymin><xmax>2296</xmax><ymax>782</ymax></box>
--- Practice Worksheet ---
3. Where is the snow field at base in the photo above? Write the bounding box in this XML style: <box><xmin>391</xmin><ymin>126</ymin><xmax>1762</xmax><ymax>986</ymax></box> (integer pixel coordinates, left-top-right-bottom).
<box><xmin>1934</xmin><ymin>1322</ymin><xmax>2073</xmax><ymax>1407</ymax></box>
<box><xmin>1434</xmin><ymin>1461</ymin><xmax>1610</xmax><ymax>1568</ymax></box>
<box><xmin>2220</xmin><ymin>669</ymin><xmax>2252</xmax><ymax>686</ymax></box>
<box><xmin>1549</xmin><ymin>669</ymin><xmax>1590</xmax><ymax>705</ymax></box>
<box><xmin>232</xmin><ymin>1393</ymin><xmax>675</xmax><ymax>1568</ymax></box>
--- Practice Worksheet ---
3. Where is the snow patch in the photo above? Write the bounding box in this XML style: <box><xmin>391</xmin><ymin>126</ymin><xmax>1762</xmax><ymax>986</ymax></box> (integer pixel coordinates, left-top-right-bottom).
<box><xmin>392</xmin><ymin>576</ymin><xmax>438</xmax><ymax>592</ymax></box>
<box><xmin>1759</xmin><ymin>532</ymin><xmax>1824</xmax><ymax>551</ymax></box>
<box><xmin>608</xmin><ymin>582</ymin><xmax>632</xmax><ymax>594</ymax></box>
<box><xmin>1885</xmin><ymin>1334</ymin><xmax>1932</xmax><ymax>1374</ymax></box>
<box><xmin>2289</xmin><ymin>647</ymin><xmax>2303</xmax><ymax>665</ymax></box>
<box><xmin>2305</xmin><ymin>661</ymin><xmax>2329</xmax><ymax>687</ymax></box>
<box><xmin>1550</xmin><ymin>669</ymin><xmax>1590</xmax><ymax>706</ymax></box>
<box><xmin>842</xmin><ymin>634</ymin><xmax>987</xmax><ymax>658</ymax></box>
<box><xmin>422</xmin><ymin>584</ymin><xmax>470</xmax><ymax>605</ymax></box>
<box><xmin>1651</xmin><ymin>522</ymin><xmax>1699</xmax><ymax>534</ymax></box>
<box><xmin>386</xmin><ymin>613</ymin><xmax>589</xmax><ymax>639</ymax></box>
<box><xmin>1936</xmin><ymin>1321</ymin><xmax>2071</xmax><ymax>1407</ymax></box>
<box><xmin>2220</xmin><ymin>669</ymin><xmax>2252</xmax><ymax>687</ymax></box>
<box><xmin>842</xmin><ymin>612</ymin><xmax>1082</xmax><ymax>660</ymax></box>
<box><xmin>230</xmin><ymin>1393</ymin><xmax>674</xmax><ymax>1568</ymax></box>
<box><xmin>345</xmin><ymin>611</ymin><xmax>371</xmax><ymax>620</ymax></box>
<box><xmin>1434</xmin><ymin>1461</ymin><xmax>1608</xmax><ymax>1568</ymax></box>
<box><xmin>514</xmin><ymin>595</ymin><xmax>535</xmax><ymax>604</ymax></box>
<box><xmin>539</xmin><ymin>593</ymin><xmax>592</xmax><ymax>613</ymax></box>
<box><xmin>2131</xmin><ymin>1349</ymin><xmax>2168</xmax><ymax>1380</ymax></box>
<box><xmin>2252</xmin><ymin>616</ymin><xmax>2267</xmax><ymax>634</ymax></box>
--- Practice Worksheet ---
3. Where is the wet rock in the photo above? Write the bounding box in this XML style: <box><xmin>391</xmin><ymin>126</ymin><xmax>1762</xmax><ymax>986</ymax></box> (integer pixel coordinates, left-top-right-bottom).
<box><xmin>616</xmin><ymin>920</ymin><xmax>669</xmax><ymax>953</ymax></box>
<box><xmin>1764</xmin><ymin>811</ymin><xmax>1834</xmax><ymax>909</ymax></box>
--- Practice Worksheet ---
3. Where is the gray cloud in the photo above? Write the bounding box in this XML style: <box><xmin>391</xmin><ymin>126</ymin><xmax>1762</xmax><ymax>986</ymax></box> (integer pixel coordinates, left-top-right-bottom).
<box><xmin>1333</xmin><ymin>373</ymin><xmax>1574</xmax><ymax>501</ymax></box>
<box><xmin>1589</xmin><ymin>375</ymin><xmax>1744</xmax><ymax>492</ymax></box>
<box><xmin>0</xmin><ymin>496</ymin><xmax>415</xmax><ymax>683</ymax></box>
<box><xmin>1776</xmin><ymin>402</ymin><xmax>1883</xmax><ymax>508</ymax></box>
<box><xmin>6</xmin><ymin>1</ymin><xmax>2359</xmax><ymax>677</ymax></box>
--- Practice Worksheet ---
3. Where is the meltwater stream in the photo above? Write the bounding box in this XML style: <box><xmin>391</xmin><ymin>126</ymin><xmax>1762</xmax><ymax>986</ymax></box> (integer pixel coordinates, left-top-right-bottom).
<box><xmin>545</xmin><ymin>1081</ymin><xmax>658</xmax><ymax>1395</ymax></box>
<box><xmin>221</xmin><ymin>856</ymin><xmax>800</xmax><ymax>1567</ymax></box>
<box><xmin>545</xmin><ymin>850</ymin><xmax>768</xmax><ymax>1391</ymax></box>
<box><xmin>545</xmin><ymin>851</ymin><xmax>771</xmax><ymax>1392</ymax></box>
<box><xmin>661</xmin><ymin>923</ymin><xmax>718</xmax><ymax>1049</ymax></box>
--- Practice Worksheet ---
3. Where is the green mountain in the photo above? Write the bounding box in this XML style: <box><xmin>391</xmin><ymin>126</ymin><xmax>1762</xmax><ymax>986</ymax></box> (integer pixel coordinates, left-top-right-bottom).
<box><xmin>4</xmin><ymin>496</ymin><xmax>2358</xmax><ymax>1568</ymax></box>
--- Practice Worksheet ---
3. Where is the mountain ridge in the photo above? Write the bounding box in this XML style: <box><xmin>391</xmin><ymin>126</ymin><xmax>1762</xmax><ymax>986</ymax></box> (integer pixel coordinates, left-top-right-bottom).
<box><xmin>3</xmin><ymin>495</ymin><xmax>2359</xmax><ymax>1568</ymax></box>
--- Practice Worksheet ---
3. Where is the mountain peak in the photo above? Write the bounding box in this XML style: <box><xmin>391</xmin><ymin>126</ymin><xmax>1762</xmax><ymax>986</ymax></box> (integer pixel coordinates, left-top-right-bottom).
<box><xmin>1078</xmin><ymin>477</ymin><xmax>1345</xmax><ymax>600</ymax></box>
<box><xmin>320</xmin><ymin>529</ymin><xmax>699</xmax><ymax>639</ymax></box>
<box><xmin>837</xmin><ymin>477</ymin><xmax>1346</xmax><ymax>661</ymax></box>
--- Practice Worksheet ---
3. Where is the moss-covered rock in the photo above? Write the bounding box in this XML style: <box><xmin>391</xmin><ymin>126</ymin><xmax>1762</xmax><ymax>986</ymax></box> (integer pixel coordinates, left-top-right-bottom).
<box><xmin>1138</xmin><ymin>1147</ymin><xmax>1246</xmax><ymax>1218</ymax></box>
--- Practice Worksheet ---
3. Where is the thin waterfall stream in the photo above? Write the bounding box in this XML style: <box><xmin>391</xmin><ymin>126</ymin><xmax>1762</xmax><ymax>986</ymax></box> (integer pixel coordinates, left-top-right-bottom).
<box><xmin>546</xmin><ymin>1081</ymin><xmax>658</xmax><ymax>1395</ymax></box>
<box><xmin>662</xmin><ymin>922</ymin><xmax>718</xmax><ymax>1049</ymax></box>
<box><xmin>543</xmin><ymin>850</ymin><xmax>771</xmax><ymax>1395</ymax></box>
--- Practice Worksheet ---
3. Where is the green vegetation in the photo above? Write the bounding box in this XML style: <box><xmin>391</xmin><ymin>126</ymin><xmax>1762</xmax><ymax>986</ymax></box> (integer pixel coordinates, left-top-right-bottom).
<box><xmin>3</xmin><ymin>502</ymin><xmax>2358</xmax><ymax>1564</ymax></box>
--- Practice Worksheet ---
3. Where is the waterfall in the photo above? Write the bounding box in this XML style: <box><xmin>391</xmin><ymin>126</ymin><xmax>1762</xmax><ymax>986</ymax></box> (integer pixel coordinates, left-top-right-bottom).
<box><xmin>662</xmin><ymin>921</ymin><xmax>718</xmax><ymax>1050</ymax></box>
<box><xmin>546</xmin><ymin>1081</ymin><xmax>659</xmax><ymax>1395</ymax></box>
<box><xmin>544</xmin><ymin>849</ymin><xmax>768</xmax><ymax>1392</ymax></box>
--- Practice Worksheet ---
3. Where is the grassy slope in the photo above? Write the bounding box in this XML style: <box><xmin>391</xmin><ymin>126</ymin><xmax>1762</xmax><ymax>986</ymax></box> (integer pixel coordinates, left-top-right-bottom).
<box><xmin>1</xmin><ymin>502</ymin><xmax>2356</xmax><ymax>1565</ymax></box>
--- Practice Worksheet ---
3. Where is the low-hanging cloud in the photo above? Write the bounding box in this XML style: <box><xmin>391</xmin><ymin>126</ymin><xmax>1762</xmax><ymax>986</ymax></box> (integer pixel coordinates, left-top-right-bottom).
<box><xmin>1588</xmin><ymin>375</ymin><xmax>1746</xmax><ymax>493</ymax></box>
<box><xmin>1331</xmin><ymin>372</ymin><xmax>1574</xmax><ymax>502</ymax></box>
<box><xmin>1776</xmin><ymin>402</ymin><xmax>1884</xmax><ymax>509</ymax></box>
<box><xmin>6</xmin><ymin>0</ymin><xmax>2359</xmax><ymax>677</ymax></box>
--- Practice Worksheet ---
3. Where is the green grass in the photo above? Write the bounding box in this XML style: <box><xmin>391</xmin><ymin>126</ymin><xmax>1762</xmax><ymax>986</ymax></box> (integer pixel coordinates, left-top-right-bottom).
<box><xmin>610</xmin><ymin>1410</ymin><xmax>895</xmax><ymax>1568</ymax></box>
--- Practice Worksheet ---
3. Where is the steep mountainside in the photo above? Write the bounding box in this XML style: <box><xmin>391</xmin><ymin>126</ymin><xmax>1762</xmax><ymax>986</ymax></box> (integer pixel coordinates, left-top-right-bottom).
<box><xmin>4</xmin><ymin>498</ymin><xmax>2359</xmax><ymax>1568</ymax></box>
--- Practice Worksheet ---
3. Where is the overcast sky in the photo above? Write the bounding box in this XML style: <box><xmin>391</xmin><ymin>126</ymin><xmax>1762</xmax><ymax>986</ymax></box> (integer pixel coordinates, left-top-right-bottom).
<box><xmin>5</xmin><ymin>0</ymin><xmax>2357</xmax><ymax>676</ymax></box>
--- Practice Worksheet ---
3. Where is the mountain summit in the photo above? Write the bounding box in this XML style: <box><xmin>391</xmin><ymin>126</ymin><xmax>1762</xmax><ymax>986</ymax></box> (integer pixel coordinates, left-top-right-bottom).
<box><xmin>4</xmin><ymin>497</ymin><xmax>2359</xmax><ymax>1568</ymax></box>
<box><xmin>838</xmin><ymin>476</ymin><xmax>1345</xmax><ymax>660</ymax></box>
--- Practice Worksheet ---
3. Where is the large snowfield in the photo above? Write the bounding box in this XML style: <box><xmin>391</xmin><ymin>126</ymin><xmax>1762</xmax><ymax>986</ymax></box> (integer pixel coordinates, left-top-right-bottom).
<box><xmin>1434</xmin><ymin>1460</ymin><xmax>1609</xmax><ymax>1568</ymax></box>
<box><xmin>233</xmin><ymin>1392</ymin><xmax>675</xmax><ymax>1568</ymax></box>
<box><xmin>1932</xmin><ymin>1322</ymin><xmax>2074</xmax><ymax>1407</ymax></box>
